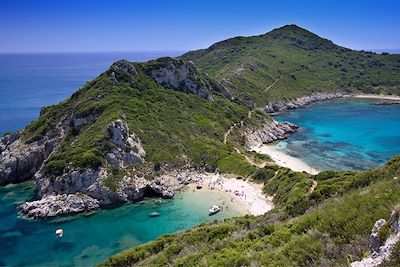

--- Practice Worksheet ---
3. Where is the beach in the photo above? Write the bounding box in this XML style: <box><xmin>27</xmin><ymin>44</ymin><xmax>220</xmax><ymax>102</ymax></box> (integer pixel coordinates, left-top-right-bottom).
<box><xmin>252</xmin><ymin>144</ymin><xmax>319</xmax><ymax>175</ymax></box>
<box><xmin>189</xmin><ymin>173</ymin><xmax>274</xmax><ymax>216</ymax></box>
<box><xmin>353</xmin><ymin>94</ymin><xmax>400</xmax><ymax>101</ymax></box>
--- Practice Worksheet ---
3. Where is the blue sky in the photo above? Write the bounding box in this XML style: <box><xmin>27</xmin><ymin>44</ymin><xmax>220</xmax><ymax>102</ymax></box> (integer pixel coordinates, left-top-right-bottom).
<box><xmin>1</xmin><ymin>0</ymin><xmax>399</xmax><ymax>52</ymax></box>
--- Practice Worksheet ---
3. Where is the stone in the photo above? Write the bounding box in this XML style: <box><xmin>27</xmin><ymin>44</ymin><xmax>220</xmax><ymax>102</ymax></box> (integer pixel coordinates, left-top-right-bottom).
<box><xmin>243</xmin><ymin>120</ymin><xmax>299</xmax><ymax>148</ymax></box>
<box><xmin>370</xmin><ymin>218</ymin><xmax>386</xmax><ymax>255</ymax></box>
<box><xmin>18</xmin><ymin>193</ymin><xmax>100</xmax><ymax>218</ymax></box>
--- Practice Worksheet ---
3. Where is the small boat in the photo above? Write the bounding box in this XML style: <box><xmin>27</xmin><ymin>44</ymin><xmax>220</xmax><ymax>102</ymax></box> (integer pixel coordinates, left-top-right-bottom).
<box><xmin>55</xmin><ymin>229</ymin><xmax>64</xmax><ymax>238</ymax></box>
<box><xmin>148</xmin><ymin>212</ymin><xmax>160</xmax><ymax>217</ymax></box>
<box><xmin>209</xmin><ymin>205</ymin><xmax>221</xmax><ymax>215</ymax></box>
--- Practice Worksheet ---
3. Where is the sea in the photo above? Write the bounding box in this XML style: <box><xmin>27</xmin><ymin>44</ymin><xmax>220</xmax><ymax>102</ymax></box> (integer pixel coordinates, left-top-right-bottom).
<box><xmin>0</xmin><ymin>52</ymin><xmax>399</xmax><ymax>266</ymax></box>
<box><xmin>0</xmin><ymin>52</ymin><xmax>242</xmax><ymax>266</ymax></box>
<box><xmin>273</xmin><ymin>98</ymin><xmax>400</xmax><ymax>171</ymax></box>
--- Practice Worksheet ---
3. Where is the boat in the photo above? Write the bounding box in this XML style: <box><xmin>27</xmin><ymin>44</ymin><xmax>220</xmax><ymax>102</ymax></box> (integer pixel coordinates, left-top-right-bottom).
<box><xmin>208</xmin><ymin>205</ymin><xmax>221</xmax><ymax>215</ymax></box>
<box><xmin>55</xmin><ymin>229</ymin><xmax>64</xmax><ymax>238</ymax></box>
<box><xmin>148</xmin><ymin>212</ymin><xmax>160</xmax><ymax>217</ymax></box>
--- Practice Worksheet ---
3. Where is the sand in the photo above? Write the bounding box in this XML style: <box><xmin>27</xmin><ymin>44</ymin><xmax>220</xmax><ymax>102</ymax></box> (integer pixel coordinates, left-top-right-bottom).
<box><xmin>189</xmin><ymin>173</ymin><xmax>274</xmax><ymax>216</ymax></box>
<box><xmin>252</xmin><ymin>144</ymin><xmax>319</xmax><ymax>175</ymax></box>
<box><xmin>353</xmin><ymin>94</ymin><xmax>400</xmax><ymax>101</ymax></box>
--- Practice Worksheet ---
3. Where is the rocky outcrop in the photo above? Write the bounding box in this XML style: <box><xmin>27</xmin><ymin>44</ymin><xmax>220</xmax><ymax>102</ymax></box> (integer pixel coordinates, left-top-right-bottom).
<box><xmin>18</xmin><ymin>193</ymin><xmax>100</xmax><ymax>218</ymax></box>
<box><xmin>22</xmin><ymin>168</ymin><xmax>203</xmax><ymax>218</ymax></box>
<box><xmin>105</xmin><ymin>120</ymin><xmax>145</xmax><ymax>167</ymax></box>
<box><xmin>70</xmin><ymin>111</ymin><xmax>100</xmax><ymax>134</ymax></box>
<box><xmin>370</xmin><ymin>219</ymin><xmax>387</xmax><ymax>255</ymax></box>
<box><xmin>148</xmin><ymin>58</ymin><xmax>233</xmax><ymax>100</ymax></box>
<box><xmin>107</xmin><ymin>60</ymin><xmax>137</xmax><ymax>84</ymax></box>
<box><xmin>243</xmin><ymin>120</ymin><xmax>299</xmax><ymax>148</ymax></box>
<box><xmin>0</xmin><ymin>117</ymin><xmax>68</xmax><ymax>186</ymax></box>
<box><xmin>264</xmin><ymin>92</ymin><xmax>346</xmax><ymax>113</ymax></box>
<box><xmin>351</xmin><ymin>206</ymin><xmax>400</xmax><ymax>267</ymax></box>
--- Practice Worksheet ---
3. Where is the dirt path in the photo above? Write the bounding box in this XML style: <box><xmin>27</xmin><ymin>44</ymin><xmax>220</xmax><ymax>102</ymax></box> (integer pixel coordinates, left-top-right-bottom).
<box><xmin>308</xmin><ymin>180</ymin><xmax>318</xmax><ymax>194</ymax></box>
<box><xmin>223</xmin><ymin>123</ymin><xmax>236</xmax><ymax>144</ymax></box>
<box><xmin>265</xmin><ymin>75</ymin><xmax>282</xmax><ymax>92</ymax></box>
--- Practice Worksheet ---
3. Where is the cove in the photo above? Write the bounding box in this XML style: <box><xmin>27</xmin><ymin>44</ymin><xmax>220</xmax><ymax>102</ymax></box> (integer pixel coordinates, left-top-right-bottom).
<box><xmin>0</xmin><ymin>182</ymin><xmax>241</xmax><ymax>266</ymax></box>
<box><xmin>272</xmin><ymin>98</ymin><xmax>400</xmax><ymax>171</ymax></box>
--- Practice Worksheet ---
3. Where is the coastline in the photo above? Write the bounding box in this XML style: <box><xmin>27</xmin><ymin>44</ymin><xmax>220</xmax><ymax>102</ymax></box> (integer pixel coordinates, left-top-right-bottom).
<box><xmin>188</xmin><ymin>173</ymin><xmax>274</xmax><ymax>216</ymax></box>
<box><xmin>252</xmin><ymin>144</ymin><xmax>319</xmax><ymax>175</ymax></box>
<box><xmin>352</xmin><ymin>94</ymin><xmax>400</xmax><ymax>101</ymax></box>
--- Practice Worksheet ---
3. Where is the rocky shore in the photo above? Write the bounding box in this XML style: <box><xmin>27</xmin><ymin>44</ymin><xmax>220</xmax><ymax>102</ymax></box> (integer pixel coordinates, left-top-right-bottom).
<box><xmin>243</xmin><ymin>120</ymin><xmax>299</xmax><ymax>149</ymax></box>
<box><xmin>263</xmin><ymin>92</ymin><xmax>346</xmax><ymax>113</ymax></box>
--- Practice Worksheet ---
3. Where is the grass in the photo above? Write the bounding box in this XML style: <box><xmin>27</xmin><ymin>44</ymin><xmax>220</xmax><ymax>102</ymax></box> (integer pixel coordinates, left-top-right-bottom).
<box><xmin>21</xmin><ymin>57</ymin><xmax>264</xmax><ymax>180</ymax></box>
<box><xmin>101</xmin><ymin>156</ymin><xmax>400</xmax><ymax>266</ymax></box>
<box><xmin>182</xmin><ymin>24</ymin><xmax>400</xmax><ymax>106</ymax></box>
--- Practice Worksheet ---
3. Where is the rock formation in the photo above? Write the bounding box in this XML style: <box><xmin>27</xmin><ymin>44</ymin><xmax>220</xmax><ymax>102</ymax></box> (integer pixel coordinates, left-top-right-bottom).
<box><xmin>0</xmin><ymin>116</ymin><xmax>68</xmax><ymax>186</ymax></box>
<box><xmin>351</xmin><ymin>206</ymin><xmax>400</xmax><ymax>267</ymax></box>
<box><xmin>147</xmin><ymin>57</ymin><xmax>233</xmax><ymax>100</ymax></box>
<box><xmin>18</xmin><ymin>193</ymin><xmax>100</xmax><ymax>218</ymax></box>
<box><xmin>263</xmin><ymin>92</ymin><xmax>346</xmax><ymax>113</ymax></box>
<box><xmin>243</xmin><ymin>120</ymin><xmax>299</xmax><ymax>149</ymax></box>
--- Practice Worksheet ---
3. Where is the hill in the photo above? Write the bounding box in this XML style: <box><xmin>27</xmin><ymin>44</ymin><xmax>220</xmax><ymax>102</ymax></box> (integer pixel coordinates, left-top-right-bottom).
<box><xmin>182</xmin><ymin>24</ymin><xmax>400</xmax><ymax>106</ymax></box>
<box><xmin>1</xmin><ymin>57</ymin><xmax>277</xmax><ymax>218</ymax></box>
<box><xmin>102</xmin><ymin>156</ymin><xmax>400</xmax><ymax>266</ymax></box>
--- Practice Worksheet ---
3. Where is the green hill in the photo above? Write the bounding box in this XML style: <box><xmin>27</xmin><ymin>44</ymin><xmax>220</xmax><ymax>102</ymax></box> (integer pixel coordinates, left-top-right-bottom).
<box><xmin>182</xmin><ymin>24</ymin><xmax>400</xmax><ymax>106</ymax></box>
<box><xmin>102</xmin><ymin>156</ymin><xmax>400</xmax><ymax>266</ymax></box>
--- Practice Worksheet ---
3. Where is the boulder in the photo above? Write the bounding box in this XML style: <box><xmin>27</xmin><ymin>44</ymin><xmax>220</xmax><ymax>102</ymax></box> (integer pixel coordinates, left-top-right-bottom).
<box><xmin>18</xmin><ymin>193</ymin><xmax>100</xmax><ymax>218</ymax></box>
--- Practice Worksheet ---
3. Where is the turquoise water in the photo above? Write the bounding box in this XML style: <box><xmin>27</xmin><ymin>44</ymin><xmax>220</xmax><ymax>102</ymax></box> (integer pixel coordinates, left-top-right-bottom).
<box><xmin>273</xmin><ymin>98</ymin><xmax>400</xmax><ymax>171</ymax></box>
<box><xmin>0</xmin><ymin>182</ymin><xmax>240</xmax><ymax>266</ymax></box>
<box><xmin>0</xmin><ymin>52</ymin><xmax>243</xmax><ymax>266</ymax></box>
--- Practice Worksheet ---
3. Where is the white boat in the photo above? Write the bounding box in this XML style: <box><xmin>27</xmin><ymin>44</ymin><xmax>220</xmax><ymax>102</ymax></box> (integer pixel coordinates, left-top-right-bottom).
<box><xmin>209</xmin><ymin>205</ymin><xmax>221</xmax><ymax>215</ymax></box>
<box><xmin>55</xmin><ymin>228</ymin><xmax>64</xmax><ymax>238</ymax></box>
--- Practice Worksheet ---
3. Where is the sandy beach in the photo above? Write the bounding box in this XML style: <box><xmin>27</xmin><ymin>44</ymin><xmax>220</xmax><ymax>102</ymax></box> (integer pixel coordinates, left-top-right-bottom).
<box><xmin>353</xmin><ymin>94</ymin><xmax>400</xmax><ymax>101</ymax></box>
<box><xmin>252</xmin><ymin>144</ymin><xmax>319</xmax><ymax>175</ymax></box>
<box><xmin>189</xmin><ymin>173</ymin><xmax>274</xmax><ymax>216</ymax></box>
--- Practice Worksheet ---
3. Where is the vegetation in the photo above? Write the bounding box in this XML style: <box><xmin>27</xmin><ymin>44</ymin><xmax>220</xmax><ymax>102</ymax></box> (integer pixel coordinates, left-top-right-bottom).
<box><xmin>182</xmin><ymin>24</ymin><xmax>400</xmax><ymax>106</ymax></box>
<box><xmin>101</xmin><ymin>156</ymin><xmax>400</xmax><ymax>266</ymax></box>
<box><xmin>16</xmin><ymin>24</ymin><xmax>400</xmax><ymax>265</ymax></box>
<box><xmin>22</xmin><ymin>57</ymin><xmax>264</xmax><ymax>178</ymax></box>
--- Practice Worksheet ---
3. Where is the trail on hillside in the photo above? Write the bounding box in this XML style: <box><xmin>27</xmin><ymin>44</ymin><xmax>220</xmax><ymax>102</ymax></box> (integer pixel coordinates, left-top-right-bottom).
<box><xmin>308</xmin><ymin>180</ymin><xmax>318</xmax><ymax>194</ymax></box>
<box><xmin>265</xmin><ymin>75</ymin><xmax>283</xmax><ymax>92</ymax></box>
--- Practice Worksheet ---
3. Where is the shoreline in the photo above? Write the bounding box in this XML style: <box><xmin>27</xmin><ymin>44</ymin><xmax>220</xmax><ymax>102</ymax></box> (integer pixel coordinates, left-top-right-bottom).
<box><xmin>188</xmin><ymin>173</ymin><xmax>274</xmax><ymax>216</ymax></box>
<box><xmin>352</xmin><ymin>94</ymin><xmax>400</xmax><ymax>101</ymax></box>
<box><xmin>252</xmin><ymin>144</ymin><xmax>319</xmax><ymax>175</ymax></box>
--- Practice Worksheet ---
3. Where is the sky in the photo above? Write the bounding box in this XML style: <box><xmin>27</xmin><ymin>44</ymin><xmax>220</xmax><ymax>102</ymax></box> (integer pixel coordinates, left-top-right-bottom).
<box><xmin>0</xmin><ymin>0</ymin><xmax>399</xmax><ymax>53</ymax></box>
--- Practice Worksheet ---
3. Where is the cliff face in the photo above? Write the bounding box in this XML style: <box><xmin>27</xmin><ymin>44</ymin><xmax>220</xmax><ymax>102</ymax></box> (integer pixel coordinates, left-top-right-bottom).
<box><xmin>0</xmin><ymin>57</ymin><xmax>250</xmax><ymax>218</ymax></box>
<box><xmin>351</xmin><ymin>206</ymin><xmax>400</xmax><ymax>267</ymax></box>
<box><xmin>243</xmin><ymin>120</ymin><xmax>299</xmax><ymax>149</ymax></box>
<box><xmin>0</xmin><ymin>116</ymin><xmax>68</xmax><ymax>186</ymax></box>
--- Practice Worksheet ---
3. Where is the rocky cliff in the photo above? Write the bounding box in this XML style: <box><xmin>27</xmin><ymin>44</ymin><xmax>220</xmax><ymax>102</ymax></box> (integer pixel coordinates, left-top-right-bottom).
<box><xmin>243</xmin><ymin>120</ymin><xmax>299</xmax><ymax>149</ymax></box>
<box><xmin>351</xmin><ymin>206</ymin><xmax>400</xmax><ymax>267</ymax></box>
<box><xmin>263</xmin><ymin>92</ymin><xmax>346</xmax><ymax>113</ymax></box>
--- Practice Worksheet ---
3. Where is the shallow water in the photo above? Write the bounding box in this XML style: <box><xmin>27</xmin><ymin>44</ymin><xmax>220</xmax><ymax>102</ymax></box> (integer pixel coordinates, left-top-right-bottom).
<box><xmin>273</xmin><ymin>98</ymin><xmax>400</xmax><ymax>171</ymax></box>
<box><xmin>0</xmin><ymin>182</ymin><xmax>240</xmax><ymax>266</ymax></box>
<box><xmin>0</xmin><ymin>52</ymin><xmax>244</xmax><ymax>266</ymax></box>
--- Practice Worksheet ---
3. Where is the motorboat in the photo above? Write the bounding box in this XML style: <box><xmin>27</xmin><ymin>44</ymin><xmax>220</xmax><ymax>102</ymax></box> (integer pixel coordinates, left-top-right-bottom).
<box><xmin>55</xmin><ymin>228</ymin><xmax>64</xmax><ymax>238</ymax></box>
<box><xmin>209</xmin><ymin>205</ymin><xmax>221</xmax><ymax>215</ymax></box>
<box><xmin>148</xmin><ymin>212</ymin><xmax>161</xmax><ymax>217</ymax></box>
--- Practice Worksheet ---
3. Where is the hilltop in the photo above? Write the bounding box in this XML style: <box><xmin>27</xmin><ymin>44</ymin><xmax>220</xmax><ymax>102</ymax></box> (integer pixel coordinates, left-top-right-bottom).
<box><xmin>0</xmin><ymin>57</ymin><xmax>276</xmax><ymax>217</ymax></box>
<box><xmin>182</xmin><ymin>24</ymin><xmax>400</xmax><ymax>106</ymax></box>
<box><xmin>0</xmin><ymin>24</ymin><xmax>400</xmax><ymax>265</ymax></box>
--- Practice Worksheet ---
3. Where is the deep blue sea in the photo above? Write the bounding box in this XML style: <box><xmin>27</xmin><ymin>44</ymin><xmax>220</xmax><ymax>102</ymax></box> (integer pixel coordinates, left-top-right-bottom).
<box><xmin>274</xmin><ymin>98</ymin><xmax>400</xmax><ymax>171</ymax></box>
<box><xmin>1</xmin><ymin>53</ymin><xmax>400</xmax><ymax>266</ymax></box>
<box><xmin>0</xmin><ymin>52</ymin><xmax>242</xmax><ymax>266</ymax></box>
